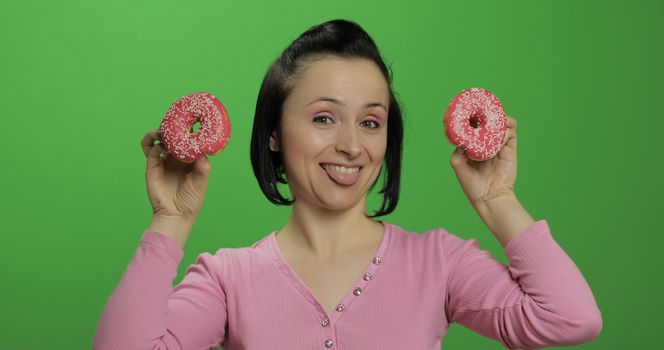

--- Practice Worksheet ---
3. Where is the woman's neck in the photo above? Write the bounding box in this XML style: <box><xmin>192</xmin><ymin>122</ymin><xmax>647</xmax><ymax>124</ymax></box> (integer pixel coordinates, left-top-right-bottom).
<box><xmin>276</xmin><ymin>199</ymin><xmax>384</xmax><ymax>261</ymax></box>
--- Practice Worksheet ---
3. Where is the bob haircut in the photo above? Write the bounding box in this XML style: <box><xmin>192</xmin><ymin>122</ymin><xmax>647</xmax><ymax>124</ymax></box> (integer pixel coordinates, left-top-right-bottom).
<box><xmin>250</xmin><ymin>19</ymin><xmax>404</xmax><ymax>218</ymax></box>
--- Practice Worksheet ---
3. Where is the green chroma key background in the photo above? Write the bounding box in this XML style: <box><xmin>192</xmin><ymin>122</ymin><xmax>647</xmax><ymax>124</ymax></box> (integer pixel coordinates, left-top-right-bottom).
<box><xmin>0</xmin><ymin>0</ymin><xmax>661</xmax><ymax>348</ymax></box>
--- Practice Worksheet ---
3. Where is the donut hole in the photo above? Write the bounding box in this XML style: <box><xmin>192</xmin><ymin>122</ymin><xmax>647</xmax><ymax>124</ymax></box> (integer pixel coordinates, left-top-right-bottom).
<box><xmin>190</xmin><ymin>121</ymin><xmax>201</xmax><ymax>133</ymax></box>
<box><xmin>468</xmin><ymin>113</ymin><xmax>486</xmax><ymax>129</ymax></box>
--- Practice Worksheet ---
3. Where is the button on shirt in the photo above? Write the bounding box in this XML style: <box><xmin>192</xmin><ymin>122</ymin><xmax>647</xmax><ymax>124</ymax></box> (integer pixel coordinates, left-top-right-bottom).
<box><xmin>93</xmin><ymin>220</ymin><xmax>603</xmax><ymax>350</ymax></box>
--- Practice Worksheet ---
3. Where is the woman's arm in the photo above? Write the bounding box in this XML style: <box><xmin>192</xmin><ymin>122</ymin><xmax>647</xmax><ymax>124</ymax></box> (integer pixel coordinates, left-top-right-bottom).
<box><xmin>92</xmin><ymin>230</ymin><xmax>228</xmax><ymax>350</ymax></box>
<box><xmin>443</xmin><ymin>219</ymin><xmax>603</xmax><ymax>349</ymax></box>
<box><xmin>472</xmin><ymin>194</ymin><xmax>535</xmax><ymax>248</ymax></box>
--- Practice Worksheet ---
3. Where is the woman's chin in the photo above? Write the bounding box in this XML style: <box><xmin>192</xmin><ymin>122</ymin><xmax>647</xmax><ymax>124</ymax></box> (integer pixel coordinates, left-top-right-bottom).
<box><xmin>313</xmin><ymin>191</ymin><xmax>365</xmax><ymax>213</ymax></box>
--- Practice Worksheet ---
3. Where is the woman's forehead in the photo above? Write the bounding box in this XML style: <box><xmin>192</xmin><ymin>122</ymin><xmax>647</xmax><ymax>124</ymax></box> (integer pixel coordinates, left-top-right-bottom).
<box><xmin>288</xmin><ymin>57</ymin><xmax>390</xmax><ymax>108</ymax></box>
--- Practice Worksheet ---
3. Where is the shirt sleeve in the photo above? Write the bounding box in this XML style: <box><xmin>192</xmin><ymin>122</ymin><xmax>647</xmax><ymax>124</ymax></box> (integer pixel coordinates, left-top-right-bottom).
<box><xmin>93</xmin><ymin>230</ymin><xmax>228</xmax><ymax>350</ymax></box>
<box><xmin>442</xmin><ymin>219</ymin><xmax>602</xmax><ymax>350</ymax></box>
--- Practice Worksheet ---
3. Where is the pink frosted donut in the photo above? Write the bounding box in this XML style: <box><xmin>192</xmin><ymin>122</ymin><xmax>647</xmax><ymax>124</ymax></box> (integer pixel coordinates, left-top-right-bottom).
<box><xmin>443</xmin><ymin>88</ymin><xmax>507</xmax><ymax>161</ymax></box>
<box><xmin>158</xmin><ymin>92</ymin><xmax>231</xmax><ymax>163</ymax></box>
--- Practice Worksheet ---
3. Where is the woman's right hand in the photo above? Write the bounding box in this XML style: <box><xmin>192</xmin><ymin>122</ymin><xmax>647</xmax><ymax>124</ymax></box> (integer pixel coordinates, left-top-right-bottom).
<box><xmin>141</xmin><ymin>130</ymin><xmax>212</xmax><ymax>244</ymax></box>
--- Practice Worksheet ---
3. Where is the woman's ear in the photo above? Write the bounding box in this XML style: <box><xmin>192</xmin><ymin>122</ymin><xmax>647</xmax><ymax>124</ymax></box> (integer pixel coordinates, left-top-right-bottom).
<box><xmin>269</xmin><ymin>133</ymin><xmax>280</xmax><ymax>152</ymax></box>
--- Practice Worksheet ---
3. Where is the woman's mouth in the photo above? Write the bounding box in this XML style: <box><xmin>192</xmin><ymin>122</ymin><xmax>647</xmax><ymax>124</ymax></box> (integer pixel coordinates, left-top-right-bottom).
<box><xmin>319</xmin><ymin>163</ymin><xmax>362</xmax><ymax>185</ymax></box>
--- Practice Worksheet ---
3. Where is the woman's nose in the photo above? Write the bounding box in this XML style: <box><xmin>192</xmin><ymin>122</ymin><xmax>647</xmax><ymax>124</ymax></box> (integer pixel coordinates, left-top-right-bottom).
<box><xmin>334</xmin><ymin>127</ymin><xmax>361</xmax><ymax>158</ymax></box>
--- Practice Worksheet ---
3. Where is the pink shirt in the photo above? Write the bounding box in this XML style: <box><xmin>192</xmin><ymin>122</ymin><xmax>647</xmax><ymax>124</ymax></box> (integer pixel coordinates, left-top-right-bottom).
<box><xmin>93</xmin><ymin>220</ymin><xmax>602</xmax><ymax>349</ymax></box>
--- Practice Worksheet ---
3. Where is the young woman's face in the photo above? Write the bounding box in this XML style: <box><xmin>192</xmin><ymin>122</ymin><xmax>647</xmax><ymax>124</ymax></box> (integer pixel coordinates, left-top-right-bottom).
<box><xmin>273</xmin><ymin>56</ymin><xmax>389</xmax><ymax>212</ymax></box>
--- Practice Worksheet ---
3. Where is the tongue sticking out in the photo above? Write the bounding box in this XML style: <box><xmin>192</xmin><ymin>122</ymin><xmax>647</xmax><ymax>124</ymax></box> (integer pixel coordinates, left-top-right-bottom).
<box><xmin>321</xmin><ymin>165</ymin><xmax>361</xmax><ymax>186</ymax></box>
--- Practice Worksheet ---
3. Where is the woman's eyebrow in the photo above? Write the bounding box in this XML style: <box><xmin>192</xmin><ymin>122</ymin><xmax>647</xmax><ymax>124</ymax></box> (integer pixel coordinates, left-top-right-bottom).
<box><xmin>306</xmin><ymin>96</ymin><xmax>387</xmax><ymax>112</ymax></box>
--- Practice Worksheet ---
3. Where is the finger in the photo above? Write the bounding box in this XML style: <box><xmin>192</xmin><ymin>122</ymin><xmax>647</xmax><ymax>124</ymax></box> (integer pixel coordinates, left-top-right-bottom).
<box><xmin>449</xmin><ymin>146</ymin><xmax>468</xmax><ymax>168</ymax></box>
<box><xmin>147</xmin><ymin>143</ymin><xmax>168</xmax><ymax>173</ymax></box>
<box><xmin>505</xmin><ymin>115</ymin><xmax>517</xmax><ymax>129</ymax></box>
<box><xmin>193</xmin><ymin>154</ymin><xmax>212</xmax><ymax>178</ymax></box>
<box><xmin>507</xmin><ymin>129</ymin><xmax>517</xmax><ymax>148</ymax></box>
<box><xmin>505</xmin><ymin>126</ymin><xmax>517</xmax><ymax>145</ymax></box>
<box><xmin>502</xmin><ymin>128</ymin><xmax>510</xmax><ymax>146</ymax></box>
<box><xmin>190</xmin><ymin>155</ymin><xmax>212</xmax><ymax>192</ymax></box>
<box><xmin>141</xmin><ymin>130</ymin><xmax>162</xmax><ymax>157</ymax></box>
<box><xmin>499</xmin><ymin>128</ymin><xmax>517</xmax><ymax>161</ymax></box>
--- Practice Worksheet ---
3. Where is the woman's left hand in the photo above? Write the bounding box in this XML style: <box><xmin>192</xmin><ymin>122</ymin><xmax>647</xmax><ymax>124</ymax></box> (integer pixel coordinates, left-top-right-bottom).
<box><xmin>449</xmin><ymin>115</ymin><xmax>518</xmax><ymax>208</ymax></box>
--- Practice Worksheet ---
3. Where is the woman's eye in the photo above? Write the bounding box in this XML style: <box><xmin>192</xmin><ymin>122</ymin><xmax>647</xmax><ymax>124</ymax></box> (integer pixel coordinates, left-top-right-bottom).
<box><xmin>361</xmin><ymin>120</ymin><xmax>380</xmax><ymax>129</ymax></box>
<box><xmin>313</xmin><ymin>115</ymin><xmax>334</xmax><ymax>124</ymax></box>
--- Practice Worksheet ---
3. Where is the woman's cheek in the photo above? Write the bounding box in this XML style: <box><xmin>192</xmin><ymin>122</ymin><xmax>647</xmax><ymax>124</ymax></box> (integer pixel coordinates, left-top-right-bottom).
<box><xmin>307</xmin><ymin>132</ymin><xmax>333</xmax><ymax>146</ymax></box>
<box><xmin>369</xmin><ymin>134</ymin><xmax>388</xmax><ymax>157</ymax></box>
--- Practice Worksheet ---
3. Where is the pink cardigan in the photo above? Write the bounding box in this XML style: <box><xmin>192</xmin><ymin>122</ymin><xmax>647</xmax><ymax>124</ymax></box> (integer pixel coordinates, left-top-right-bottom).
<box><xmin>93</xmin><ymin>220</ymin><xmax>602</xmax><ymax>349</ymax></box>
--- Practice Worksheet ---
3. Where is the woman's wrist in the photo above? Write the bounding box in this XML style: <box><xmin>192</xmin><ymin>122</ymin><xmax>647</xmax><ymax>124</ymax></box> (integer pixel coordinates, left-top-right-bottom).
<box><xmin>474</xmin><ymin>194</ymin><xmax>536</xmax><ymax>248</ymax></box>
<box><xmin>148</xmin><ymin>215</ymin><xmax>195</xmax><ymax>248</ymax></box>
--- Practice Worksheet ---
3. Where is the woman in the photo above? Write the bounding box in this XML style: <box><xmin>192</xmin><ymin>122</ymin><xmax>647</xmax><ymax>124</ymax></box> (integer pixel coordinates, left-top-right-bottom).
<box><xmin>94</xmin><ymin>19</ymin><xmax>602</xmax><ymax>349</ymax></box>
